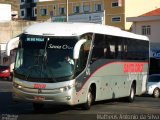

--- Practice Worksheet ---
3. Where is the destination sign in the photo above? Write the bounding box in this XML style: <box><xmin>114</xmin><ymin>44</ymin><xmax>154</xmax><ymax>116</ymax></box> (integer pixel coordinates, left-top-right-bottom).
<box><xmin>26</xmin><ymin>37</ymin><xmax>44</xmax><ymax>42</ymax></box>
<box><xmin>22</xmin><ymin>36</ymin><xmax>77</xmax><ymax>49</ymax></box>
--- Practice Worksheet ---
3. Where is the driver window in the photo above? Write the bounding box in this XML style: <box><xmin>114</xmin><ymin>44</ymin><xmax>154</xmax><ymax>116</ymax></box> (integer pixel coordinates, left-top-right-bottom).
<box><xmin>76</xmin><ymin>33</ymin><xmax>92</xmax><ymax>73</ymax></box>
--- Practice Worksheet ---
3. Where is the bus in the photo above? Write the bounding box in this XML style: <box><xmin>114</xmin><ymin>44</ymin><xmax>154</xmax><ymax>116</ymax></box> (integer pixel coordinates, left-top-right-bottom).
<box><xmin>7</xmin><ymin>22</ymin><xmax>149</xmax><ymax>110</ymax></box>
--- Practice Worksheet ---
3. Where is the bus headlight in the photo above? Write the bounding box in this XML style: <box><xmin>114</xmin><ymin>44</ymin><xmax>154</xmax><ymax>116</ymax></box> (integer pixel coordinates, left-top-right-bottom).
<box><xmin>13</xmin><ymin>82</ymin><xmax>22</xmax><ymax>89</ymax></box>
<box><xmin>59</xmin><ymin>85</ymin><xmax>73</xmax><ymax>93</ymax></box>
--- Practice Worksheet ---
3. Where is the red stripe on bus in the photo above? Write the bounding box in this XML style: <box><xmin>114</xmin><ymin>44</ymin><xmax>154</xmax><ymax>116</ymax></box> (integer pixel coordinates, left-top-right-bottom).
<box><xmin>74</xmin><ymin>61</ymin><xmax>148</xmax><ymax>104</ymax></box>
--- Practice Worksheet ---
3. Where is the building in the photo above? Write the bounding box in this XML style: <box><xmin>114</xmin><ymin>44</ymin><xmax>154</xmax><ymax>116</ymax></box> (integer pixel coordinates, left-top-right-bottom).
<box><xmin>20</xmin><ymin>0</ymin><xmax>53</xmax><ymax>20</ymax></box>
<box><xmin>127</xmin><ymin>8</ymin><xmax>160</xmax><ymax>43</ymax></box>
<box><xmin>0</xmin><ymin>4</ymin><xmax>11</xmax><ymax>22</ymax></box>
<box><xmin>127</xmin><ymin>8</ymin><xmax>160</xmax><ymax>74</ymax></box>
<box><xmin>0</xmin><ymin>0</ymin><xmax>19</xmax><ymax>20</ymax></box>
<box><xmin>34</xmin><ymin>0</ymin><xmax>160</xmax><ymax>30</ymax></box>
<box><xmin>20</xmin><ymin>0</ymin><xmax>36</xmax><ymax>20</ymax></box>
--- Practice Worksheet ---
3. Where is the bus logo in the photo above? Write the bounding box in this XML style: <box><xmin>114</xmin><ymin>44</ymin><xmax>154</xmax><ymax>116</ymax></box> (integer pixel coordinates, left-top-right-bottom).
<box><xmin>124</xmin><ymin>63</ymin><xmax>144</xmax><ymax>73</ymax></box>
<box><xmin>34</xmin><ymin>84</ymin><xmax>46</xmax><ymax>89</ymax></box>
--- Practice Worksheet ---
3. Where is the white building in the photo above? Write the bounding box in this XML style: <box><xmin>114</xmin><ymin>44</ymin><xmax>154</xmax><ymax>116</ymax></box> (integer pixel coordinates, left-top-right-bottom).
<box><xmin>0</xmin><ymin>4</ymin><xmax>11</xmax><ymax>22</ymax></box>
<box><xmin>127</xmin><ymin>8</ymin><xmax>160</xmax><ymax>74</ymax></box>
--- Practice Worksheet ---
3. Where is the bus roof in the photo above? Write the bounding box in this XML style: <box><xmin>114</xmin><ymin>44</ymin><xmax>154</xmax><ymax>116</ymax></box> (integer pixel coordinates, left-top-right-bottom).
<box><xmin>24</xmin><ymin>22</ymin><xmax>149</xmax><ymax>41</ymax></box>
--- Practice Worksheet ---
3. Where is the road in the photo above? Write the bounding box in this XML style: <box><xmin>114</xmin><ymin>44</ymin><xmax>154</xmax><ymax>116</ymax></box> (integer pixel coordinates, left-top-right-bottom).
<box><xmin>0</xmin><ymin>80</ymin><xmax>160</xmax><ymax>120</ymax></box>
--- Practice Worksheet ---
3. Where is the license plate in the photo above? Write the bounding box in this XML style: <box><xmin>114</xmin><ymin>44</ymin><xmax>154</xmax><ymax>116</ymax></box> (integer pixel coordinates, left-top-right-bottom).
<box><xmin>34</xmin><ymin>96</ymin><xmax>45</xmax><ymax>101</ymax></box>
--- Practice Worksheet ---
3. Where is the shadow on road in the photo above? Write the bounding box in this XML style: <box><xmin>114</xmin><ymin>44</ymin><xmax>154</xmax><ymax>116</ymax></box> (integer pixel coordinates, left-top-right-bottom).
<box><xmin>0</xmin><ymin>92</ymin><xmax>82</xmax><ymax>115</ymax></box>
<box><xmin>1</xmin><ymin>91</ymin><xmax>159</xmax><ymax>115</ymax></box>
<box><xmin>0</xmin><ymin>91</ymin><xmax>124</xmax><ymax>115</ymax></box>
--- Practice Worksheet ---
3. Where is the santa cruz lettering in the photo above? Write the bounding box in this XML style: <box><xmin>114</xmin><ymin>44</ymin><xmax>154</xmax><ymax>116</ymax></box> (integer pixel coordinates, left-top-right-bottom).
<box><xmin>124</xmin><ymin>63</ymin><xmax>144</xmax><ymax>73</ymax></box>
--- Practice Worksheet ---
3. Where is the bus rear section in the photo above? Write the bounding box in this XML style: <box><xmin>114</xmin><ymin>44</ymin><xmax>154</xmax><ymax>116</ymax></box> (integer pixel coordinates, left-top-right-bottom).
<box><xmin>73</xmin><ymin>33</ymin><xmax>149</xmax><ymax>107</ymax></box>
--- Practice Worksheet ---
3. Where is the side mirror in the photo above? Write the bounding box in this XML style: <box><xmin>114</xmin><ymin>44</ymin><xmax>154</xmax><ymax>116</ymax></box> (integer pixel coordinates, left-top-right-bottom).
<box><xmin>6</xmin><ymin>37</ymin><xmax>19</xmax><ymax>56</ymax></box>
<box><xmin>73</xmin><ymin>39</ymin><xmax>86</xmax><ymax>59</ymax></box>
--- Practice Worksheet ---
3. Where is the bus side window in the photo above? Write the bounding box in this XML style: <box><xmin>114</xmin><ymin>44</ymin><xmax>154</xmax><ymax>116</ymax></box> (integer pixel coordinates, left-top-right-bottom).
<box><xmin>91</xmin><ymin>34</ymin><xmax>105</xmax><ymax>63</ymax></box>
<box><xmin>104</xmin><ymin>37</ymin><xmax>111</xmax><ymax>58</ymax></box>
<box><xmin>104</xmin><ymin>36</ymin><xmax>115</xmax><ymax>59</ymax></box>
<box><xmin>122</xmin><ymin>38</ymin><xmax>128</xmax><ymax>60</ymax></box>
<box><xmin>104</xmin><ymin>35</ymin><xmax>123</xmax><ymax>59</ymax></box>
<box><xmin>91</xmin><ymin>47</ymin><xmax>104</xmax><ymax>61</ymax></box>
<box><xmin>115</xmin><ymin>37</ymin><xmax>123</xmax><ymax>59</ymax></box>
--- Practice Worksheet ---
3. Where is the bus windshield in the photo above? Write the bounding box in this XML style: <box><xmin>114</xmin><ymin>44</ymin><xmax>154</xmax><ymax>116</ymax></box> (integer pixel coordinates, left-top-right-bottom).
<box><xmin>14</xmin><ymin>34</ymin><xmax>78</xmax><ymax>82</ymax></box>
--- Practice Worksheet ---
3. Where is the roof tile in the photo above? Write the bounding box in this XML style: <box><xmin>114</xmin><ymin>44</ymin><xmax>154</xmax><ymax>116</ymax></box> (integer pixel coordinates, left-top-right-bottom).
<box><xmin>141</xmin><ymin>8</ymin><xmax>160</xmax><ymax>16</ymax></box>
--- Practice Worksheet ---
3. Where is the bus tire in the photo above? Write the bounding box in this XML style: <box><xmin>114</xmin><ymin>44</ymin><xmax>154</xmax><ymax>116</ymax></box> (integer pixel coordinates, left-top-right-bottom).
<box><xmin>153</xmin><ymin>88</ymin><xmax>160</xmax><ymax>98</ymax></box>
<box><xmin>82</xmin><ymin>87</ymin><xmax>93</xmax><ymax>110</ymax></box>
<box><xmin>33</xmin><ymin>103</ymin><xmax>44</xmax><ymax>111</ymax></box>
<box><xmin>127</xmin><ymin>84</ymin><xmax>136</xmax><ymax>102</ymax></box>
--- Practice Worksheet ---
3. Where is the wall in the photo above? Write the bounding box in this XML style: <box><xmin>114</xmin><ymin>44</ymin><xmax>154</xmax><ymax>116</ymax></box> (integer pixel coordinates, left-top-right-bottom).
<box><xmin>0</xmin><ymin>21</ymin><xmax>37</xmax><ymax>44</ymax></box>
<box><xmin>104</xmin><ymin>0</ymin><xmax>125</xmax><ymax>29</ymax></box>
<box><xmin>132</xmin><ymin>20</ymin><xmax>160</xmax><ymax>43</ymax></box>
<box><xmin>0</xmin><ymin>21</ymin><xmax>38</xmax><ymax>67</ymax></box>
<box><xmin>37</xmin><ymin>0</ymin><xmax>105</xmax><ymax>21</ymax></box>
<box><xmin>36</xmin><ymin>0</ymin><xmax>125</xmax><ymax>29</ymax></box>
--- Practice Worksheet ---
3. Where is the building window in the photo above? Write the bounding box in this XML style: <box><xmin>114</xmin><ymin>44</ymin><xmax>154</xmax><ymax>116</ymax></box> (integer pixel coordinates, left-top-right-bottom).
<box><xmin>33</xmin><ymin>7</ymin><xmax>37</xmax><ymax>17</ymax></box>
<box><xmin>142</xmin><ymin>25</ymin><xmax>151</xmax><ymax>35</ymax></box>
<box><xmin>20</xmin><ymin>0</ymin><xmax>25</xmax><ymax>5</ymax></box>
<box><xmin>20</xmin><ymin>9</ymin><xmax>25</xmax><ymax>18</ymax></box>
<box><xmin>40</xmin><ymin>8</ymin><xmax>47</xmax><ymax>16</ymax></box>
<box><xmin>21</xmin><ymin>0</ymin><xmax>24</xmax><ymax>2</ymax></box>
<box><xmin>95</xmin><ymin>4</ymin><xmax>102</xmax><ymax>12</ymax></box>
<box><xmin>59</xmin><ymin>7</ymin><xmax>66</xmax><ymax>15</ymax></box>
<box><xmin>112</xmin><ymin>2</ymin><xmax>119</xmax><ymax>7</ymax></box>
<box><xmin>21</xmin><ymin>10</ymin><xmax>24</xmax><ymax>16</ymax></box>
<box><xmin>83</xmin><ymin>5</ymin><xmax>90</xmax><ymax>13</ymax></box>
<box><xmin>112</xmin><ymin>0</ymin><xmax>122</xmax><ymax>7</ymax></box>
<box><xmin>73</xmin><ymin>6</ymin><xmax>80</xmax><ymax>13</ymax></box>
<box><xmin>35</xmin><ymin>8</ymin><xmax>37</xmax><ymax>15</ymax></box>
<box><xmin>112</xmin><ymin>17</ymin><xmax>121</xmax><ymax>22</ymax></box>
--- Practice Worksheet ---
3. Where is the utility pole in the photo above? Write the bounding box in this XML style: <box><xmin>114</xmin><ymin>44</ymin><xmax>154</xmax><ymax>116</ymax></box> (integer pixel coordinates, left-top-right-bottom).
<box><xmin>66</xmin><ymin>0</ymin><xmax>68</xmax><ymax>22</ymax></box>
<box><xmin>103</xmin><ymin>0</ymin><xmax>106</xmax><ymax>25</ymax></box>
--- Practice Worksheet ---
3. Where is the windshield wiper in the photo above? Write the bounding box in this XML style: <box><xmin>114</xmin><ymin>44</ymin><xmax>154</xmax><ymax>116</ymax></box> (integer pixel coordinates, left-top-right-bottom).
<box><xmin>25</xmin><ymin>64</ymin><xmax>57</xmax><ymax>83</ymax></box>
<box><xmin>41</xmin><ymin>38</ymin><xmax>57</xmax><ymax>82</ymax></box>
<box><xmin>25</xmin><ymin>65</ymin><xmax>41</xmax><ymax>81</ymax></box>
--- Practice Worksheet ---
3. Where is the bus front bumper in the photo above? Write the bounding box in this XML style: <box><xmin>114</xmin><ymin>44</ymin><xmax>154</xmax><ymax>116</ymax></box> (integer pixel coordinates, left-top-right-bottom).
<box><xmin>12</xmin><ymin>86</ymin><xmax>77</xmax><ymax>105</ymax></box>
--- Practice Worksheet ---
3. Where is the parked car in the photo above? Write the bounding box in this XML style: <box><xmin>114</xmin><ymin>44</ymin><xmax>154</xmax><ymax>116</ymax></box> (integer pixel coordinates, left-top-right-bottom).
<box><xmin>147</xmin><ymin>74</ymin><xmax>160</xmax><ymax>98</ymax></box>
<box><xmin>0</xmin><ymin>65</ymin><xmax>11</xmax><ymax>80</ymax></box>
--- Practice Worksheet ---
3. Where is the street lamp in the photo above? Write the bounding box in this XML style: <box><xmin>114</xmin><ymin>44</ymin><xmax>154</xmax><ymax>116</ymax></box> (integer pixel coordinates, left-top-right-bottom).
<box><xmin>66</xmin><ymin>0</ymin><xmax>68</xmax><ymax>22</ymax></box>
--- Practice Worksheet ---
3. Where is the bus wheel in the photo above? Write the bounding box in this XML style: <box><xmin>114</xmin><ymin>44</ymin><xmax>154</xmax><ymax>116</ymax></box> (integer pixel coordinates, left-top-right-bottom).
<box><xmin>33</xmin><ymin>103</ymin><xmax>44</xmax><ymax>111</ymax></box>
<box><xmin>153</xmin><ymin>88</ymin><xmax>160</xmax><ymax>98</ymax></box>
<box><xmin>127</xmin><ymin>84</ymin><xmax>136</xmax><ymax>102</ymax></box>
<box><xmin>82</xmin><ymin>87</ymin><xmax>93</xmax><ymax>110</ymax></box>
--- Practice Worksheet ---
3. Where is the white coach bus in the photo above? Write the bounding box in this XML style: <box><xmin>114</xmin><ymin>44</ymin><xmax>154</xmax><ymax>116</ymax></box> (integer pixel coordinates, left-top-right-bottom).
<box><xmin>7</xmin><ymin>22</ymin><xmax>149</xmax><ymax>110</ymax></box>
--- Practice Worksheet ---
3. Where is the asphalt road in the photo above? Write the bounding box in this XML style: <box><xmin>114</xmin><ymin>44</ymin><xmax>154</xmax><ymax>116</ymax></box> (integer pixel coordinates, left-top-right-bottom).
<box><xmin>0</xmin><ymin>80</ymin><xmax>160</xmax><ymax>120</ymax></box>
